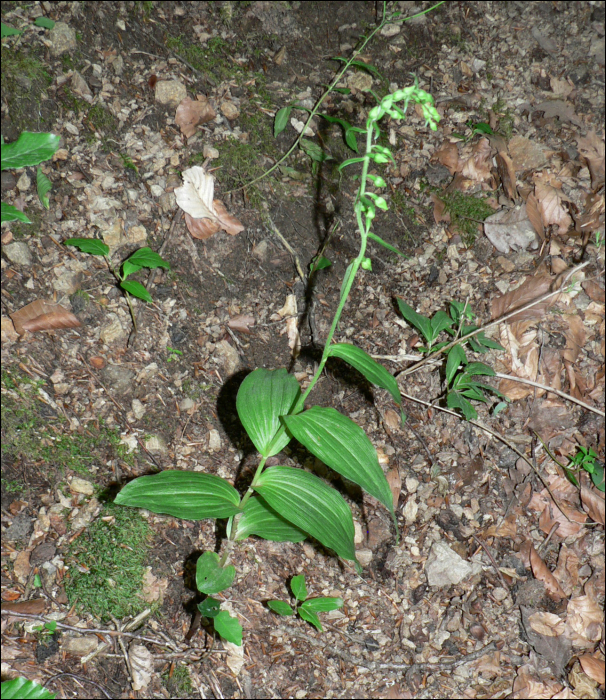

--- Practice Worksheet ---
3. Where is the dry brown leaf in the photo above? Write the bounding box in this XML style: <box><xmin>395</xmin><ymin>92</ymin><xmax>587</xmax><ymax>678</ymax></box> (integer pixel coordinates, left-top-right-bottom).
<box><xmin>484</xmin><ymin>204</ymin><xmax>539</xmax><ymax>254</ymax></box>
<box><xmin>528</xmin><ymin>611</ymin><xmax>566</xmax><ymax>637</ymax></box>
<box><xmin>562</xmin><ymin>314</ymin><xmax>586</xmax><ymax>364</ymax></box>
<box><xmin>574</xmin><ymin>192</ymin><xmax>605</xmax><ymax>240</ymax></box>
<box><xmin>430</xmin><ymin>193</ymin><xmax>449</xmax><ymax>224</ymax></box>
<box><xmin>566</xmin><ymin>594</ymin><xmax>604</xmax><ymax>648</ymax></box>
<box><xmin>535</xmin><ymin>181</ymin><xmax>573</xmax><ymax>235</ymax></box>
<box><xmin>579</xmin><ymin>654</ymin><xmax>605</xmax><ymax>685</ymax></box>
<box><xmin>175</xmin><ymin>166</ymin><xmax>245</xmax><ymax>238</ymax></box>
<box><xmin>582</xmin><ymin>280</ymin><xmax>605</xmax><ymax>304</ymax></box>
<box><xmin>175</xmin><ymin>96</ymin><xmax>216</xmax><ymax>138</ymax></box>
<box><xmin>496</xmin><ymin>150</ymin><xmax>518</xmax><ymax>201</ymax></box>
<box><xmin>491</xmin><ymin>272</ymin><xmax>554</xmax><ymax>322</ymax></box>
<box><xmin>553</xmin><ymin>544</ymin><xmax>580</xmax><ymax>596</ymax></box>
<box><xmin>461</xmin><ymin>137</ymin><xmax>493</xmax><ymax>182</ymax></box>
<box><xmin>580</xmin><ymin>486</ymin><xmax>605</xmax><ymax>526</ymax></box>
<box><xmin>577</xmin><ymin>130</ymin><xmax>605</xmax><ymax>190</ymax></box>
<box><xmin>525</xmin><ymin>540</ymin><xmax>568</xmax><ymax>601</ymax></box>
<box><xmin>1</xmin><ymin>598</ymin><xmax>47</xmax><ymax>614</ymax></box>
<box><xmin>228</xmin><ymin>315</ymin><xmax>255</xmax><ymax>334</ymax></box>
<box><xmin>385</xmin><ymin>467</ymin><xmax>401</xmax><ymax>510</ymax></box>
<box><xmin>10</xmin><ymin>300</ymin><xmax>81</xmax><ymax>336</ymax></box>
<box><xmin>432</xmin><ymin>140</ymin><xmax>460</xmax><ymax>174</ymax></box>
<box><xmin>525</xmin><ymin>192</ymin><xmax>544</xmax><ymax>239</ymax></box>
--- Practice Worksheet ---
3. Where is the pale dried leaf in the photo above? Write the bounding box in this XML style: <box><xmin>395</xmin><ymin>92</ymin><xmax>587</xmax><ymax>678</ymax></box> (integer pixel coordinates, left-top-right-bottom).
<box><xmin>534</xmin><ymin>100</ymin><xmax>582</xmax><ymax>126</ymax></box>
<box><xmin>525</xmin><ymin>192</ymin><xmax>544</xmax><ymax>239</ymax></box>
<box><xmin>10</xmin><ymin>300</ymin><xmax>82</xmax><ymax>336</ymax></box>
<box><xmin>277</xmin><ymin>295</ymin><xmax>297</xmax><ymax>318</ymax></box>
<box><xmin>224</xmin><ymin>640</ymin><xmax>245</xmax><ymax>675</ymax></box>
<box><xmin>491</xmin><ymin>272</ymin><xmax>553</xmax><ymax>322</ymax></box>
<box><xmin>496</xmin><ymin>150</ymin><xmax>518</xmax><ymax>201</ymax></box>
<box><xmin>175</xmin><ymin>166</ymin><xmax>217</xmax><ymax>221</ymax></box>
<box><xmin>175</xmin><ymin>96</ymin><xmax>216</xmax><ymax>138</ymax></box>
<box><xmin>580</xmin><ymin>486</ymin><xmax>605</xmax><ymax>526</ymax></box>
<box><xmin>432</xmin><ymin>140</ymin><xmax>460</xmax><ymax>174</ymax></box>
<box><xmin>461</xmin><ymin>137</ymin><xmax>492</xmax><ymax>182</ymax></box>
<box><xmin>562</xmin><ymin>314</ymin><xmax>586</xmax><ymax>364</ymax></box>
<box><xmin>386</xmin><ymin>467</ymin><xmax>401</xmax><ymax>510</ymax></box>
<box><xmin>528</xmin><ymin>611</ymin><xmax>566</xmax><ymax>637</ymax></box>
<box><xmin>566</xmin><ymin>595</ymin><xmax>604</xmax><ymax>647</ymax></box>
<box><xmin>228</xmin><ymin>314</ymin><xmax>255</xmax><ymax>334</ymax></box>
<box><xmin>213</xmin><ymin>199</ymin><xmax>245</xmax><ymax>236</ymax></box>
<box><xmin>579</xmin><ymin>654</ymin><xmax>605</xmax><ymax>685</ymax></box>
<box><xmin>527</xmin><ymin>541</ymin><xmax>567</xmax><ymax>601</ymax></box>
<box><xmin>535</xmin><ymin>182</ymin><xmax>573</xmax><ymax>235</ymax></box>
<box><xmin>129</xmin><ymin>644</ymin><xmax>153</xmax><ymax>691</ymax></box>
<box><xmin>184</xmin><ymin>211</ymin><xmax>220</xmax><ymax>240</ymax></box>
<box><xmin>430</xmin><ymin>193</ymin><xmax>449</xmax><ymax>224</ymax></box>
<box><xmin>576</xmin><ymin>130</ymin><xmax>605</xmax><ymax>189</ymax></box>
<box><xmin>286</xmin><ymin>316</ymin><xmax>301</xmax><ymax>358</ymax></box>
<box><xmin>484</xmin><ymin>204</ymin><xmax>539</xmax><ymax>254</ymax></box>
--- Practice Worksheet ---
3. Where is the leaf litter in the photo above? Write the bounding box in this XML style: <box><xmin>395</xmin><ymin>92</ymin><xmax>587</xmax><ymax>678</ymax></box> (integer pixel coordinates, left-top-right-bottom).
<box><xmin>0</xmin><ymin>2</ymin><xmax>604</xmax><ymax>699</ymax></box>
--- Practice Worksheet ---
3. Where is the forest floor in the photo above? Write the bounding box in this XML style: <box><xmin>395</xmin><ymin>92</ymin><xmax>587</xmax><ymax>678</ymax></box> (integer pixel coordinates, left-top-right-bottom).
<box><xmin>1</xmin><ymin>1</ymin><xmax>604</xmax><ymax>698</ymax></box>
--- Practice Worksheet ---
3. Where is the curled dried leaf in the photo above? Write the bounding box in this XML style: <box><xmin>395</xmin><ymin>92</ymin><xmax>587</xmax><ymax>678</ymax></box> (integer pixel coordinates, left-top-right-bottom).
<box><xmin>10</xmin><ymin>300</ymin><xmax>81</xmax><ymax>336</ymax></box>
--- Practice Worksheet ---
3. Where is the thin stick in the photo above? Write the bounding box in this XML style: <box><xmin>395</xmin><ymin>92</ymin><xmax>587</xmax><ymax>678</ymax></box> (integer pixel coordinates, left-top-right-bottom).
<box><xmin>495</xmin><ymin>372</ymin><xmax>604</xmax><ymax>417</ymax></box>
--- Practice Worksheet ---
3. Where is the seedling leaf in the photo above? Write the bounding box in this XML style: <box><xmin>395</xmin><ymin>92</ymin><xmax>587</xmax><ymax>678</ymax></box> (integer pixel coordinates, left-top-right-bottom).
<box><xmin>446</xmin><ymin>344</ymin><xmax>467</xmax><ymax>385</ymax></box>
<box><xmin>196</xmin><ymin>552</ymin><xmax>236</xmax><ymax>595</ymax></box>
<box><xmin>120</xmin><ymin>280</ymin><xmax>153</xmax><ymax>302</ymax></box>
<box><xmin>254</xmin><ymin>466</ymin><xmax>359</xmax><ymax>569</ymax></box>
<box><xmin>0</xmin><ymin>678</ymin><xmax>56</xmax><ymax>699</ymax></box>
<box><xmin>1</xmin><ymin>202</ymin><xmax>31</xmax><ymax>223</ymax></box>
<box><xmin>36</xmin><ymin>168</ymin><xmax>52</xmax><ymax>209</ymax></box>
<box><xmin>1</xmin><ymin>132</ymin><xmax>60</xmax><ymax>170</ymax></box>
<box><xmin>396</xmin><ymin>299</ymin><xmax>432</xmax><ymax>343</ymax></box>
<box><xmin>274</xmin><ymin>105</ymin><xmax>292</xmax><ymax>137</ymax></box>
<box><xmin>34</xmin><ymin>17</ymin><xmax>55</xmax><ymax>29</ymax></box>
<box><xmin>115</xmin><ymin>471</ymin><xmax>242</xmax><ymax>520</ymax></box>
<box><xmin>236</xmin><ymin>368</ymin><xmax>301</xmax><ymax>458</ymax></box>
<box><xmin>198</xmin><ymin>597</ymin><xmax>221</xmax><ymax>618</ymax></box>
<box><xmin>290</xmin><ymin>574</ymin><xmax>307</xmax><ymax>602</ymax></box>
<box><xmin>213</xmin><ymin>610</ymin><xmax>242</xmax><ymax>645</ymax></box>
<box><xmin>126</xmin><ymin>247</ymin><xmax>170</xmax><ymax>270</ymax></box>
<box><xmin>267</xmin><ymin>600</ymin><xmax>295</xmax><ymax>616</ymax></box>
<box><xmin>1</xmin><ymin>23</ymin><xmax>22</xmax><ymax>38</ymax></box>
<box><xmin>367</xmin><ymin>231</ymin><xmax>406</xmax><ymax>257</ymax></box>
<box><xmin>300</xmin><ymin>597</ymin><xmax>343</xmax><ymax>614</ymax></box>
<box><xmin>298</xmin><ymin>606</ymin><xmax>323</xmax><ymax>632</ymax></box>
<box><xmin>64</xmin><ymin>238</ymin><xmax>109</xmax><ymax>256</ymax></box>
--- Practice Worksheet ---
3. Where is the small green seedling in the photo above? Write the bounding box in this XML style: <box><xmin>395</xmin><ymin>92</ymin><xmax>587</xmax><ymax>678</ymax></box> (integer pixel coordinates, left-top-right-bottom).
<box><xmin>33</xmin><ymin>620</ymin><xmax>57</xmax><ymax>636</ymax></box>
<box><xmin>566</xmin><ymin>447</ymin><xmax>604</xmax><ymax>492</ymax></box>
<box><xmin>195</xmin><ymin>551</ymin><xmax>242</xmax><ymax>645</ymax></box>
<box><xmin>63</xmin><ymin>239</ymin><xmax>169</xmax><ymax>334</ymax></box>
<box><xmin>166</xmin><ymin>347</ymin><xmax>183</xmax><ymax>362</ymax></box>
<box><xmin>1</xmin><ymin>132</ymin><xmax>60</xmax><ymax>222</ymax></box>
<box><xmin>397</xmin><ymin>299</ymin><xmax>504</xmax><ymax>419</ymax></box>
<box><xmin>268</xmin><ymin>575</ymin><xmax>343</xmax><ymax>633</ymax></box>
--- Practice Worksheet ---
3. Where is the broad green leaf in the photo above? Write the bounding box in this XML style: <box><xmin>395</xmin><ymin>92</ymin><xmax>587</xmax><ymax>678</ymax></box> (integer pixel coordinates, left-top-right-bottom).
<box><xmin>120</xmin><ymin>280</ymin><xmax>152</xmax><ymax>302</ymax></box>
<box><xmin>126</xmin><ymin>247</ymin><xmax>170</xmax><ymax>270</ymax></box>
<box><xmin>1</xmin><ymin>202</ymin><xmax>31</xmax><ymax>223</ymax></box>
<box><xmin>396</xmin><ymin>299</ymin><xmax>432</xmax><ymax>345</ymax></box>
<box><xmin>445</xmin><ymin>344</ymin><xmax>466</xmax><ymax>386</ymax></box>
<box><xmin>368</xmin><ymin>231</ymin><xmax>406</xmax><ymax>258</ymax></box>
<box><xmin>198</xmin><ymin>597</ymin><xmax>221</xmax><ymax>618</ymax></box>
<box><xmin>36</xmin><ymin>167</ymin><xmax>52</xmax><ymax>209</ymax></box>
<box><xmin>236</xmin><ymin>368</ymin><xmax>301</xmax><ymax>458</ymax></box>
<box><xmin>0</xmin><ymin>678</ymin><xmax>56</xmax><ymax>699</ymax></box>
<box><xmin>121</xmin><ymin>259</ymin><xmax>142</xmax><ymax>279</ymax></box>
<box><xmin>1</xmin><ymin>132</ymin><xmax>60</xmax><ymax>170</ymax></box>
<box><xmin>471</xmin><ymin>122</ymin><xmax>493</xmax><ymax>134</ymax></box>
<box><xmin>299</xmin><ymin>138</ymin><xmax>331</xmax><ymax>163</ymax></box>
<box><xmin>274</xmin><ymin>105</ymin><xmax>292</xmax><ymax>137</ymax></box>
<box><xmin>267</xmin><ymin>600</ymin><xmax>295</xmax><ymax>616</ymax></box>
<box><xmin>298</xmin><ymin>606</ymin><xmax>323</xmax><ymax>631</ymax></box>
<box><xmin>430</xmin><ymin>310</ymin><xmax>454</xmax><ymax>339</ymax></box>
<box><xmin>447</xmin><ymin>391</ymin><xmax>477</xmax><ymax>420</ymax></box>
<box><xmin>345</xmin><ymin>128</ymin><xmax>359</xmax><ymax>152</ymax></box>
<box><xmin>254</xmin><ymin>466</ymin><xmax>359</xmax><ymax>569</ymax></box>
<box><xmin>1</xmin><ymin>23</ymin><xmax>22</xmax><ymax>38</ymax></box>
<box><xmin>115</xmin><ymin>471</ymin><xmax>241</xmax><ymax>520</ymax></box>
<box><xmin>326</xmin><ymin>343</ymin><xmax>401</xmax><ymax>406</ymax></box>
<box><xmin>234</xmin><ymin>495</ymin><xmax>307</xmax><ymax>542</ymax></box>
<box><xmin>591</xmin><ymin>464</ymin><xmax>605</xmax><ymax>492</ymax></box>
<box><xmin>34</xmin><ymin>17</ymin><xmax>55</xmax><ymax>29</ymax></box>
<box><xmin>196</xmin><ymin>552</ymin><xmax>235</xmax><ymax>595</ymax></box>
<box><xmin>64</xmin><ymin>238</ymin><xmax>109</xmax><ymax>256</ymax></box>
<box><xmin>283</xmin><ymin>408</ymin><xmax>395</xmax><ymax>523</ymax></box>
<box><xmin>290</xmin><ymin>574</ymin><xmax>307</xmax><ymax>602</ymax></box>
<box><xmin>339</xmin><ymin>156</ymin><xmax>365</xmax><ymax>171</ymax></box>
<box><xmin>311</xmin><ymin>255</ymin><xmax>331</xmax><ymax>272</ymax></box>
<box><xmin>493</xmin><ymin>401</ymin><xmax>508</xmax><ymax>416</ymax></box>
<box><xmin>300</xmin><ymin>597</ymin><xmax>343</xmax><ymax>614</ymax></box>
<box><xmin>213</xmin><ymin>610</ymin><xmax>242</xmax><ymax>645</ymax></box>
<box><xmin>463</xmin><ymin>362</ymin><xmax>496</xmax><ymax>377</ymax></box>
<box><xmin>474</xmin><ymin>333</ymin><xmax>504</xmax><ymax>351</ymax></box>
